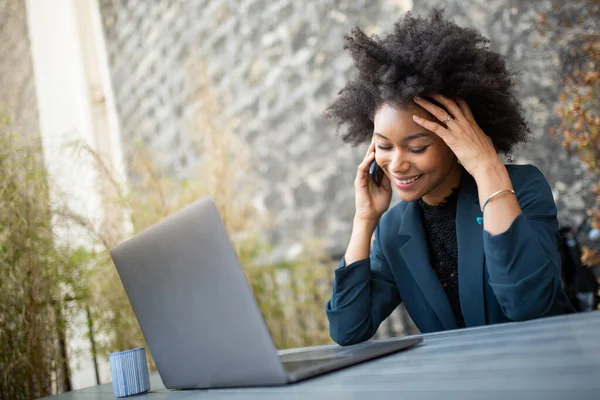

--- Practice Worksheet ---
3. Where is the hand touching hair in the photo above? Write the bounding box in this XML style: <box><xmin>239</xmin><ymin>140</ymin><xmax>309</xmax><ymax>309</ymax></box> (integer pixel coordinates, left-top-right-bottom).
<box><xmin>325</xmin><ymin>9</ymin><xmax>530</xmax><ymax>155</ymax></box>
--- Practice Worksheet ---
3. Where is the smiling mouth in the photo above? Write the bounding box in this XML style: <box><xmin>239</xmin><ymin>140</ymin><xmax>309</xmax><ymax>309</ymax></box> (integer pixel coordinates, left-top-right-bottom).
<box><xmin>395</xmin><ymin>175</ymin><xmax>423</xmax><ymax>185</ymax></box>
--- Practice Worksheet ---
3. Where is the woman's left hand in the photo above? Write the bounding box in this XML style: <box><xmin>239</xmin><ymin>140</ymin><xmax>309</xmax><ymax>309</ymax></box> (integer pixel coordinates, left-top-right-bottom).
<box><xmin>412</xmin><ymin>94</ymin><xmax>501</xmax><ymax>179</ymax></box>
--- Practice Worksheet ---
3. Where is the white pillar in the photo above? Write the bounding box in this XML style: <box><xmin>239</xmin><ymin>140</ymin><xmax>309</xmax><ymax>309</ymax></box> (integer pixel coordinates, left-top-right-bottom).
<box><xmin>25</xmin><ymin>0</ymin><xmax>126</xmax><ymax>389</ymax></box>
<box><xmin>26</xmin><ymin>0</ymin><xmax>101</xmax><ymax>245</ymax></box>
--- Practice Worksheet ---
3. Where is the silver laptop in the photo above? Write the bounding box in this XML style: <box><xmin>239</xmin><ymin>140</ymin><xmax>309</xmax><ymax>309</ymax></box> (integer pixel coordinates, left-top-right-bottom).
<box><xmin>110</xmin><ymin>197</ymin><xmax>422</xmax><ymax>389</ymax></box>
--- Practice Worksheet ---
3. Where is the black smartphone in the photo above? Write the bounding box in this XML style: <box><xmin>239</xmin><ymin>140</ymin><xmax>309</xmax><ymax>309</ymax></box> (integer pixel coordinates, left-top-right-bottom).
<box><xmin>369</xmin><ymin>160</ymin><xmax>384</xmax><ymax>187</ymax></box>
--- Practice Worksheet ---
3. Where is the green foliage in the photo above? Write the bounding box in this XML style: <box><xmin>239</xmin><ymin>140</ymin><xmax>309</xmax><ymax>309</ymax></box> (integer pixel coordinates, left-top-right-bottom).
<box><xmin>0</xmin><ymin>117</ymin><xmax>68</xmax><ymax>399</ymax></box>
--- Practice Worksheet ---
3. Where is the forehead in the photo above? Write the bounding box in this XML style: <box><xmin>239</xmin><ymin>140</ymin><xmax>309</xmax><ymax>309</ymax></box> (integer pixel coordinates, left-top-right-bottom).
<box><xmin>373</xmin><ymin>103</ymin><xmax>428</xmax><ymax>139</ymax></box>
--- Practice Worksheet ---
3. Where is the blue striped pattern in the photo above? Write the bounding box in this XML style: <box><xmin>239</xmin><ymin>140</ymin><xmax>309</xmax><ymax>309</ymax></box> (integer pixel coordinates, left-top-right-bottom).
<box><xmin>108</xmin><ymin>348</ymin><xmax>150</xmax><ymax>397</ymax></box>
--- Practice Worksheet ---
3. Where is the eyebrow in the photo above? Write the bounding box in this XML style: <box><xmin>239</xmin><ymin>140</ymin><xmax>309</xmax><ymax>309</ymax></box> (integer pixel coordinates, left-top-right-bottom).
<box><xmin>374</xmin><ymin>132</ymin><xmax>431</xmax><ymax>142</ymax></box>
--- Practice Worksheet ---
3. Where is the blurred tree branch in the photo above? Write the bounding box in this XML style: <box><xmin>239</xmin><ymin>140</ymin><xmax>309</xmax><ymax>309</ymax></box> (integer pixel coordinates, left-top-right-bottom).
<box><xmin>539</xmin><ymin>1</ymin><xmax>600</xmax><ymax>267</ymax></box>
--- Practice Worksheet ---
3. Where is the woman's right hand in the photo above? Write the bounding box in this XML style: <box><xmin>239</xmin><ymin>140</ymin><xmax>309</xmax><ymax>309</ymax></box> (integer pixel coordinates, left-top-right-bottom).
<box><xmin>353</xmin><ymin>138</ymin><xmax>393</xmax><ymax>226</ymax></box>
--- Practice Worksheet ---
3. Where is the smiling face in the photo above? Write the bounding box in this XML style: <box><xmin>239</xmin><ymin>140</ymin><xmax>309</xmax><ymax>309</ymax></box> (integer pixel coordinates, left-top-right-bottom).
<box><xmin>373</xmin><ymin>102</ymin><xmax>462</xmax><ymax>204</ymax></box>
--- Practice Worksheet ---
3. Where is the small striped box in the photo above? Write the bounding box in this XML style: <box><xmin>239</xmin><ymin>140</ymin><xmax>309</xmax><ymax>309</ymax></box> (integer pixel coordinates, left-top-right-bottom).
<box><xmin>108</xmin><ymin>348</ymin><xmax>150</xmax><ymax>397</ymax></box>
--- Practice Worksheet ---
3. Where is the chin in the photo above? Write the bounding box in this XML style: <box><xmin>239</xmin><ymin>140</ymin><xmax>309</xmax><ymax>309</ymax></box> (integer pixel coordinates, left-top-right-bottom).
<box><xmin>393</xmin><ymin>190</ymin><xmax>423</xmax><ymax>203</ymax></box>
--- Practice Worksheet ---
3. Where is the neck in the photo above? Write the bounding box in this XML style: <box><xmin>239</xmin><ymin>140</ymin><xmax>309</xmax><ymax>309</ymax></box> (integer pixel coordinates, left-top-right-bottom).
<box><xmin>421</xmin><ymin>162</ymin><xmax>462</xmax><ymax>205</ymax></box>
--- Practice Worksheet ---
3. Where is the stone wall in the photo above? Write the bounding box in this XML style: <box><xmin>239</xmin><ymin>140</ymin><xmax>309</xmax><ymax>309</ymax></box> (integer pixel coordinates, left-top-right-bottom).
<box><xmin>97</xmin><ymin>0</ymin><xmax>413</xmax><ymax>258</ymax></box>
<box><xmin>97</xmin><ymin>0</ymin><xmax>597</xmax><ymax>259</ymax></box>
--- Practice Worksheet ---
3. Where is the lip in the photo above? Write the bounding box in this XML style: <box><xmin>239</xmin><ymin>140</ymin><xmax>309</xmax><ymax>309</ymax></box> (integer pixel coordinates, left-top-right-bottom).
<box><xmin>392</xmin><ymin>174</ymin><xmax>423</xmax><ymax>190</ymax></box>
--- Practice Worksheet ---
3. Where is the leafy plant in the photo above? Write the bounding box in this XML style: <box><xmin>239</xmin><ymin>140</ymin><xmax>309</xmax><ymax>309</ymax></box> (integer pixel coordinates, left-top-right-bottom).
<box><xmin>539</xmin><ymin>1</ymin><xmax>600</xmax><ymax>267</ymax></box>
<box><xmin>0</xmin><ymin>116</ymin><xmax>72</xmax><ymax>399</ymax></box>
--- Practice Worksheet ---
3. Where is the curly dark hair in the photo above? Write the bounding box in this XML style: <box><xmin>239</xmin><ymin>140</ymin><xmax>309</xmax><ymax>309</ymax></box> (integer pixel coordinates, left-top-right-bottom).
<box><xmin>325</xmin><ymin>9</ymin><xmax>530</xmax><ymax>154</ymax></box>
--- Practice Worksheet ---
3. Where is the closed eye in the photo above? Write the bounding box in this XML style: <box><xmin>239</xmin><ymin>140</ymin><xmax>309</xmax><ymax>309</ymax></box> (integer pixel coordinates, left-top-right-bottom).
<box><xmin>409</xmin><ymin>146</ymin><xmax>429</xmax><ymax>154</ymax></box>
<box><xmin>376</xmin><ymin>145</ymin><xmax>393</xmax><ymax>151</ymax></box>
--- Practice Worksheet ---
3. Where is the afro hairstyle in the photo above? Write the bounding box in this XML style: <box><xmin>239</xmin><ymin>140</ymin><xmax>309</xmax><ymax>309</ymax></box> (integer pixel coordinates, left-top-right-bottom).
<box><xmin>325</xmin><ymin>9</ymin><xmax>530</xmax><ymax>154</ymax></box>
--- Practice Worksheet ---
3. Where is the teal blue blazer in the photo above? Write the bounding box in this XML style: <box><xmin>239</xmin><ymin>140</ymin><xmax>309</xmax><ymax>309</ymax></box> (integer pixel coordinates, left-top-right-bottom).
<box><xmin>326</xmin><ymin>164</ymin><xmax>574</xmax><ymax>345</ymax></box>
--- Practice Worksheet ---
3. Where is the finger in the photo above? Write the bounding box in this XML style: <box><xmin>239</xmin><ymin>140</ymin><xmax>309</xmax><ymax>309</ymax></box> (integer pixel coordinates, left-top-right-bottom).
<box><xmin>355</xmin><ymin>151</ymin><xmax>376</xmax><ymax>187</ymax></box>
<box><xmin>456</xmin><ymin>98</ymin><xmax>476</xmax><ymax>123</ymax></box>
<box><xmin>412</xmin><ymin>114</ymin><xmax>450</xmax><ymax>139</ymax></box>
<box><xmin>413</xmin><ymin>96</ymin><xmax>452</xmax><ymax>124</ymax></box>
<box><xmin>430</xmin><ymin>94</ymin><xmax>468</xmax><ymax>127</ymax></box>
<box><xmin>364</xmin><ymin>138</ymin><xmax>375</xmax><ymax>158</ymax></box>
<box><xmin>357</xmin><ymin>150</ymin><xmax>375</xmax><ymax>173</ymax></box>
<box><xmin>414</xmin><ymin>96</ymin><xmax>460</xmax><ymax>133</ymax></box>
<box><xmin>361</xmin><ymin>143</ymin><xmax>375</xmax><ymax>167</ymax></box>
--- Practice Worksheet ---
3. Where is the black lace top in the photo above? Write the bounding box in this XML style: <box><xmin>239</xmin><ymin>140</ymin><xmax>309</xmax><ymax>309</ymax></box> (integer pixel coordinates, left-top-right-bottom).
<box><xmin>417</xmin><ymin>188</ymin><xmax>466</xmax><ymax>328</ymax></box>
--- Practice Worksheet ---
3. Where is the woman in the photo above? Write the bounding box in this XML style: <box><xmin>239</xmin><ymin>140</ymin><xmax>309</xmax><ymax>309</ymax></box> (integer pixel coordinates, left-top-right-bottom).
<box><xmin>325</xmin><ymin>10</ymin><xmax>573</xmax><ymax>346</ymax></box>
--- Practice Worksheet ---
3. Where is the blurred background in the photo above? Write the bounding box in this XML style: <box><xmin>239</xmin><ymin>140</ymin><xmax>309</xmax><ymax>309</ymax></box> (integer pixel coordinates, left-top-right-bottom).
<box><xmin>1</xmin><ymin>0</ymin><xmax>599</xmax><ymax>398</ymax></box>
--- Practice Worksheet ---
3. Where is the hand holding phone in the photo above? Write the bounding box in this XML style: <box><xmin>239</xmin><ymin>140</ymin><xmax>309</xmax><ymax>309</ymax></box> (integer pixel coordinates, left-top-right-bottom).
<box><xmin>369</xmin><ymin>160</ymin><xmax>384</xmax><ymax>188</ymax></box>
<box><xmin>353</xmin><ymin>140</ymin><xmax>392</xmax><ymax>225</ymax></box>
<box><xmin>346</xmin><ymin>143</ymin><xmax>392</xmax><ymax>265</ymax></box>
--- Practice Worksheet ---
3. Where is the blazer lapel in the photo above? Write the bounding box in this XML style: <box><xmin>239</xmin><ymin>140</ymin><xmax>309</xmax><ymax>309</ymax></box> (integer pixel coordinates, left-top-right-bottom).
<box><xmin>398</xmin><ymin>202</ymin><xmax>457</xmax><ymax>330</ymax></box>
<box><xmin>456</xmin><ymin>172</ymin><xmax>486</xmax><ymax>327</ymax></box>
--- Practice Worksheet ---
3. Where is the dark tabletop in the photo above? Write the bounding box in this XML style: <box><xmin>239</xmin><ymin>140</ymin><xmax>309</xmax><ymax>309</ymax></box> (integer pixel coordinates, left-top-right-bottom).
<box><xmin>41</xmin><ymin>311</ymin><xmax>600</xmax><ymax>400</ymax></box>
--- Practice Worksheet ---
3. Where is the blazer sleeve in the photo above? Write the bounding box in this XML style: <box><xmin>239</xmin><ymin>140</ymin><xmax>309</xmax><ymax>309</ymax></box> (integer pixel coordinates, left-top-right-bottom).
<box><xmin>325</xmin><ymin>224</ymin><xmax>401</xmax><ymax>346</ymax></box>
<box><xmin>483</xmin><ymin>165</ymin><xmax>573</xmax><ymax>321</ymax></box>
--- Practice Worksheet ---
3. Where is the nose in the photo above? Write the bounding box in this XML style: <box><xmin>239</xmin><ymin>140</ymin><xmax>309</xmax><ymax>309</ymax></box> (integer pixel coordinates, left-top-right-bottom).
<box><xmin>389</xmin><ymin>150</ymin><xmax>411</xmax><ymax>175</ymax></box>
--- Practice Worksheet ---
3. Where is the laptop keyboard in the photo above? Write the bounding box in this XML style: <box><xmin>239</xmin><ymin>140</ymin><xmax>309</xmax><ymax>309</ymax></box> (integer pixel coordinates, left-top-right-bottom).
<box><xmin>279</xmin><ymin>347</ymin><xmax>350</xmax><ymax>372</ymax></box>
<box><xmin>279</xmin><ymin>346</ymin><xmax>353</xmax><ymax>362</ymax></box>
<box><xmin>281</xmin><ymin>357</ymin><xmax>342</xmax><ymax>373</ymax></box>
<box><xmin>279</xmin><ymin>346</ymin><xmax>354</xmax><ymax>373</ymax></box>
<box><xmin>278</xmin><ymin>338</ymin><xmax>422</xmax><ymax>374</ymax></box>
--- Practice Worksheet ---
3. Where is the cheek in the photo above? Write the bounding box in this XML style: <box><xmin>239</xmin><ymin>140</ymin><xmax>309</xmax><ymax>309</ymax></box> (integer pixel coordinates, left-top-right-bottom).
<box><xmin>415</xmin><ymin>147</ymin><xmax>451</xmax><ymax>174</ymax></box>
<box><xmin>374</xmin><ymin>152</ymin><xmax>390</xmax><ymax>167</ymax></box>
<box><xmin>414</xmin><ymin>153</ymin><xmax>441</xmax><ymax>173</ymax></box>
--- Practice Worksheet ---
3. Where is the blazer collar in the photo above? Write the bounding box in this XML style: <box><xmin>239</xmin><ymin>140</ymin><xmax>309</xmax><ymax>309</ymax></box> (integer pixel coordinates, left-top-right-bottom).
<box><xmin>397</xmin><ymin>169</ymin><xmax>486</xmax><ymax>329</ymax></box>
<box><xmin>455</xmin><ymin>171</ymin><xmax>486</xmax><ymax>327</ymax></box>
<box><xmin>397</xmin><ymin>201</ymin><xmax>457</xmax><ymax>330</ymax></box>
